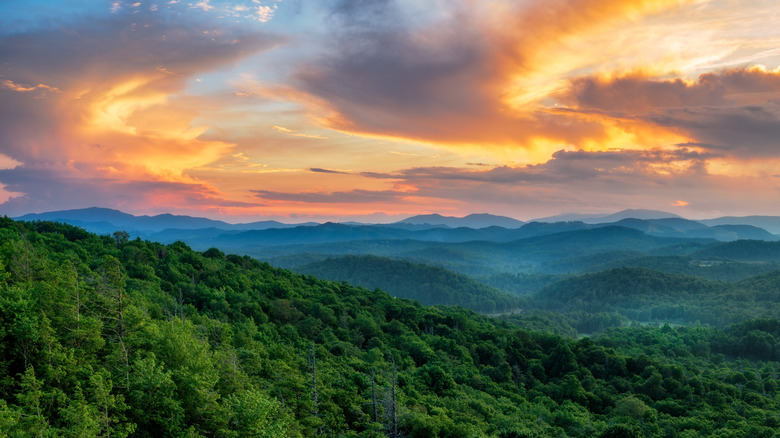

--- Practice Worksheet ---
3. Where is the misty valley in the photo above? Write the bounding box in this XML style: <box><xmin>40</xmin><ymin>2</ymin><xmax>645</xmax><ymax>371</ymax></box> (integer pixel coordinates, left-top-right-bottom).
<box><xmin>3</xmin><ymin>209</ymin><xmax>780</xmax><ymax>437</ymax></box>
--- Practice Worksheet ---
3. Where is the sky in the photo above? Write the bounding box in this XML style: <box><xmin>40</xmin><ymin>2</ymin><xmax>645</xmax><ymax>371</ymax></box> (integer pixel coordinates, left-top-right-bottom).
<box><xmin>1</xmin><ymin>0</ymin><xmax>780</xmax><ymax>223</ymax></box>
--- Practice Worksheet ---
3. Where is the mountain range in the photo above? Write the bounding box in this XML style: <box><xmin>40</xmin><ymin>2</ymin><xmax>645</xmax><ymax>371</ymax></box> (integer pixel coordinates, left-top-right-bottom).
<box><xmin>13</xmin><ymin>207</ymin><xmax>318</xmax><ymax>234</ymax></box>
<box><xmin>14</xmin><ymin>206</ymin><xmax>780</xmax><ymax>233</ymax></box>
<box><xmin>11</xmin><ymin>207</ymin><xmax>780</xmax><ymax>244</ymax></box>
<box><xmin>531</xmin><ymin>208</ymin><xmax>683</xmax><ymax>223</ymax></box>
<box><xmin>398</xmin><ymin>213</ymin><xmax>526</xmax><ymax>228</ymax></box>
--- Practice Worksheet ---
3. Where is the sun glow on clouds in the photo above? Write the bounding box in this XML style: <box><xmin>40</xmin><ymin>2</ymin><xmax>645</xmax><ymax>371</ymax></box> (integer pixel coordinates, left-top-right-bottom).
<box><xmin>287</xmin><ymin>0</ymin><xmax>727</xmax><ymax>168</ymax></box>
<box><xmin>3</xmin><ymin>0</ymin><xmax>780</xmax><ymax>220</ymax></box>
<box><xmin>0</xmin><ymin>5</ymin><xmax>291</xmax><ymax>217</ymax></box>
<box><xmin>2</xmin><ymin>79</ymin><xmax>60</xmax><ymax>95</ymax></box>
<box><xmin>87</xmin><ymin>78</ymin><xmax>167</xmax><ymax>135</ymax></box>
<box><xmin>497</xmin><ymin>0</ymin><xmax>702</xmax><ymax>108</ymax></box>
<box><xmin>53</xmin><ymin>67</ymin><xmax>235</xmax><ymax>183</ymax></box>
<box><xmin>291</xmin><ymin>0</ymin><xmax>780</xmax><ymax>172</ymax></box>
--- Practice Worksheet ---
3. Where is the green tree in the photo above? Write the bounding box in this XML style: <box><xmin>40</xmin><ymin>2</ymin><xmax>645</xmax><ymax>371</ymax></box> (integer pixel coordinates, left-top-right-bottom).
<box><xmin>59</xmin><ymin>386</ymin><xmax>100</xmax><ymax>438</ymax></box>
<box><xmin>599</xmin><ymin>424</ymin><xmax>645</xmax><ymax>438</ymax></box>
<box><xmin>16</xmin><ymin>367</ymin><xmax>52</xmax><ymax>437</ymax></box>
<box><xmin>127</xmin><ymin>354</ymin><xmax>184</xmax><ymax>436</ymax></box>
<box><xmin>90</xmin><ymin>370</ymin><xmax>135</xmax><ymax>437</ymax></box>
<box><xmin>221</xmin><ymin>388</ymin><xmax>299</xmax><ymax>437</ymax></box>
<box><xmin>0</xmin><ymin>399</ymin><xmax>20</xmax><ymax>438</ymax></box>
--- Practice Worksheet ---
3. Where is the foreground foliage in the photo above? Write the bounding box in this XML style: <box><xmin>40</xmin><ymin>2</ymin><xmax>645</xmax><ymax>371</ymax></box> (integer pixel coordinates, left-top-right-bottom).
<box><xmin>1</xmin><ymin>218</ymin><xmax>780</xmax><ymax>437</ymax></box>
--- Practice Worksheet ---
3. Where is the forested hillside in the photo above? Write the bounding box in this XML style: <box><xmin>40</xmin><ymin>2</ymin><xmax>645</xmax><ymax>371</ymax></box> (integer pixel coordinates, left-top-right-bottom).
<box><xmin>295</xmin><ymin>255</ymin><xmax>524</xmax><ymax>313</ymax></box>
<box><xmin>534</xmin><ymin>266</ymin><xmax>780</xmax><ymax>327</ymax></box>
<box><xmin>3</xmin><ymin>219</ymin><xmax>780</xmax><ymax>437</ymax></box>
<box><xmin>692</xmin><ymin>240</ymin><xmax>780</xmax><ymax>261</ymax></box>
<box><xmin>574</xmin><ymin>255</ymin><xmax>780</xmax><ymax>281</ymax></box>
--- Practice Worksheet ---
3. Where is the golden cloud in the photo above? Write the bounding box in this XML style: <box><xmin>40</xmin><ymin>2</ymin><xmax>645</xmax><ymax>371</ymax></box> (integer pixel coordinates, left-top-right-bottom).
<box><xmin>288</xmin><ymin>0</ymin><xmax>715</xmax><ymax>164</ymax></box>
<box><xmin>0</xmin><ymin>10</ymin><xmax>281</xmax><ymax>215</ymax></box>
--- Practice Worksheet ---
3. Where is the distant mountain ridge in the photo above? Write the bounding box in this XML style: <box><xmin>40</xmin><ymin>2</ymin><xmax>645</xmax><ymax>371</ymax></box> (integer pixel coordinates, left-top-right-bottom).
<box><xmin>532</xmin><ymin>209</ymin><xmax>682</xmax><ymax>224</ymax></box>
<box><xmin>532</xmin><ymin>210</ymin><xmax>780</xmax><ymax>234</ymax></box>
<box><xmin>14</xmin><ymin>207</ymin><xmax>316</xmax><ymax>234</ymax></box>
<box><xmin>10</xmin><ymin>207</ymin><xmax>780</xmax><ymax>244</ymax></box>
<box><xmin>396</xmin><ymin>213</ymin><xmax>525</xmax><ymax>228</ymax></box>
<box><xmin>700</xmin><ymin>216</ymin><xmax>780</xmax><ymax>234</ymax></box>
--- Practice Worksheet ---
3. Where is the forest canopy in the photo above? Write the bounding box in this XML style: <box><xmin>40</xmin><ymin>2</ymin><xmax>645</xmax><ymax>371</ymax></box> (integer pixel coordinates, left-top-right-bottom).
<box><xmin>1</xmin><ymin>218</ymin><xmax>780</xmax><ymax>437</ymax></box>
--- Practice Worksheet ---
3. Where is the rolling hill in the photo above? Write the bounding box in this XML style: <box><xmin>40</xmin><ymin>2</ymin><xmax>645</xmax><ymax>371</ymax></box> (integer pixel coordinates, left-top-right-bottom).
<box><xmin>692</xmin><ymin>239</ymin><xmax>780</xmax><ymax>261</ymax></box>
<box><xmin>295</xmin><ymin>254</ymin><xmax>525</xmax><ymax>312</ymax></box>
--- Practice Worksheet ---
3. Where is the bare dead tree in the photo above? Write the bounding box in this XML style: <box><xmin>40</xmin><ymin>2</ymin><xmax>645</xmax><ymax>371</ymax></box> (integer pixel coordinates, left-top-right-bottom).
<box><xmin>10</xmin><ymin>233</ymin><xmax>38</xmax><ymax>284</ymax></box>
<box><xmin>93</xmin><ymin>256</ymin><xmax>130</xmax><ymax>388</ymax></box>
<box><xmin>177</xmin><ymin>287</ymin><xmax>185</xmax><ymax>322</ymax></box>
<box><xmin>371</xmin><ymin>368</ymin><xmax>378</xmax><ymax>424</ymax></box>
<box><xmin>388</xmin><ymin>357</ymin><xmax>398</xmax><ymax>438</ymax></box>
<box><xmin>309</xmin><ymin>344</ymin><xmax>319</xmax><ymax>417</ymax></box>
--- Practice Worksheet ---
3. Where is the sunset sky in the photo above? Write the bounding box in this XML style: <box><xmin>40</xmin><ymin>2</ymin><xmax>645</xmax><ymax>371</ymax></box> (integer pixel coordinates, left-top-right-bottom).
<box><xmin>2</xmin><ymin>0</ymin><xmax>780</xmax><ymax>222</ymax></box>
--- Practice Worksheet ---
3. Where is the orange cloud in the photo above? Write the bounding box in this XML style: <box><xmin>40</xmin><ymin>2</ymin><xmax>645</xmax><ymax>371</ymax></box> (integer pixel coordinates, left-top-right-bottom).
<box><xmin>0</xmin><ymin>9</ymin><xmax>280</xmax><ymax>215</ymax></box>
<box><xmin>2</xmin><ymin>79</ymin><xmax>60</xmax><ymax>94</ymax></box>
<box><xmin>562</xmin><ymin>67</ymin><xmax>780</xmax><ymax>157</ymax></box>
<box><xmin>494</xmin><ymin>0</ymin><xmax>697</xmax><ymax>106</ymax></box>
<box><xmin>288</xmin><ymin>0</ymin><xmax>708</xmax><ymax>164</ymax></box>
<box><xmin>272</xmin><ymin>125</ymin><xmax>326</xmax><ymax>139</ymax></box>
<box><xmin>565</xmin><ymin>67</ymin><xmax>780</xmax><ymax>112</ymax></box>
<box><xmin>66</xmin><ymin>74</ymin><xmax>235</xmax><ymax>181</ymax></box>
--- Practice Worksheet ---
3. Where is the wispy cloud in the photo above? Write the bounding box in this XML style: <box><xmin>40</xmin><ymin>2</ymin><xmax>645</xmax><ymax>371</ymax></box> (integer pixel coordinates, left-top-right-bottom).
<box><xmin>288</xmin><ymin>0</ymin><xmax>711</xmax><ymax>157</ymax></box>
<box><xmin>255</xmin><ymin>5</ymin><xmax>275</xmax><ymax>23</ymax></box>
<box><xmin>310</xmin><ymin>168</ymin><xmax>349</xmax><ymax>174</ymax></box>
<box><xmin>350</xmin><ymin>147</ymin><xmax>779</xmax><ymax>218</ymax></box>
<box><xmin>272</xmin><ymin>125</ymin><xmax>326</xmax><ymax>139</ymax></box>
<box><xmin>2</xmin><ymin>79</ymin><xmax>60</xmax><ymax>94</ymax></box>
<box><xmin>193</xmin><ymin>0</ymin><xmax>214</xmax><ymax>12</ymax></box>
<box><xmin>253</xmin><ymin>188</ymin><xmax>413</xmax><ymax>204</ymax></box>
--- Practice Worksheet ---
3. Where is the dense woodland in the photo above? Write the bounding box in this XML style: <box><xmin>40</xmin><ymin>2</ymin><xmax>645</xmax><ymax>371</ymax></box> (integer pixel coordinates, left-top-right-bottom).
<box><xmin>296</xmin><ymin>255</ymin><xmax>525</xmax><ymax>313</ymax></box>
<box><xmin>3</xmin><ymin>218</ymin><xmax>780</xmax><ymax>436</ymax></box>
